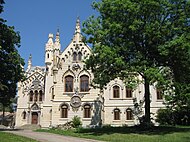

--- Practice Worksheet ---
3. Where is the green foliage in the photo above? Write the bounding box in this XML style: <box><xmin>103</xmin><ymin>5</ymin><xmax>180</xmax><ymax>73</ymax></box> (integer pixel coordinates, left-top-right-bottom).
<box><xmin>0</xmin><ymin>132</ymin><xmax>38</xmax><ymax>142</ymax></box>
<box><xmin>83</xmin><ymin>0</ymin><xmax>190</xmax><ymax>125</ymax></box>
<box><xmin>71</xmin><ymin>116</ymin><xmax>82</xmax><ymax>128</ymax></box>
<box><xmin>0</xmin><ymin>0</ymin><xmax>24</xmax><ymax>119</ymax></box>
<box><xmin>156</xmin><ymin>109</ymin><xmax>174</xmax><ymax>125</ymax></box>
<box><xmin>38</xmin><ymin>126</ymin><xmax>190</xmax><ymax>142</ymax></box>
<box><xmin>156</xmin><ymin>107</ymin><xmax>190</xmax><ymax>126</ymax></box>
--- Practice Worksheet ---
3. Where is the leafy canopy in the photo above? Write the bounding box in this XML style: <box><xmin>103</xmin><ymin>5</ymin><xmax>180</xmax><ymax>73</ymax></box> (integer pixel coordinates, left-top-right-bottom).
<box><xmin>0</xmin><ymin>0</ymin><xmax>24</xmax><ymax>109</ymax></box>
<box><xmin>83</xmin><ymin>0</ymin><xmax>190</xmax><ymax>124</ymax></box>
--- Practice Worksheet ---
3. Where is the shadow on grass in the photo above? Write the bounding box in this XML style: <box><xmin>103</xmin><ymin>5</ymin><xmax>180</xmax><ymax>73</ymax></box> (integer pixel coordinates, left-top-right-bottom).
<box><xmin>75</xmin><ymin>125</ymin><xmax>190</xmax><ymax>136</ymax></box>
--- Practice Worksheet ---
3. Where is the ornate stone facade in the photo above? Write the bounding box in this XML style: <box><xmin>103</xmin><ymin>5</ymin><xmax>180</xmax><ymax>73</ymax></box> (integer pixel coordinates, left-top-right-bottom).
<box><xmin>16</xmin><ymin>18</ymin><xmax>165</xmax><ymax>128</ymax></box>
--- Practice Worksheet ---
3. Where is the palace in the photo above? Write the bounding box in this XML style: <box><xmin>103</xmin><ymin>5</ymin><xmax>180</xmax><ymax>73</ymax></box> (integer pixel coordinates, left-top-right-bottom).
<box><xmin>16</xmin><ymin>18</ymin><xmax>164</xmax><ymax>128</ymax></box>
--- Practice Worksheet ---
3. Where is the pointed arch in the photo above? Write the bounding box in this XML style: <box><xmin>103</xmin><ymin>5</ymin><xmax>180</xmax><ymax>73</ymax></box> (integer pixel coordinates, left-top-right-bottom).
<box><xmin>73</xmin><ymin>52</ymin><xmax>77</xmax><ymax>61</ymax></box>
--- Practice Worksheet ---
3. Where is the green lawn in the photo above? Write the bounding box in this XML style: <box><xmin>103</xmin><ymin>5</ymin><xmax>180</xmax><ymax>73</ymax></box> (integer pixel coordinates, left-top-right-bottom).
<box><xmin>0</xmin><ymin>131</ymin><xmax>38</xmax><ymax>142</ymax></box>
<box><xmin>37</xmin><ymin>126</ymin><xmax>190</xmax><ymax>142</ymax></box>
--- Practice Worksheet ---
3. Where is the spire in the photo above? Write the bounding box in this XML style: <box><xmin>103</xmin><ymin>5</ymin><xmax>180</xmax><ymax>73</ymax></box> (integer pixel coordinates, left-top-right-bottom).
<box><xmin>72</xmin><ymin>17</ymin><xmax>82</xmax><ymax>44</ymax></box>
<box><xmin>75</xmin><ymin>17</ymin><xmax>81</xmax><ymax>34</ymax></box>
<box><xmin>55</xmin><ymin>28</ymin><xmax>60</xmax><ymax>44</ymax></box>
<box><xmin>27</xmin><ymin>54</ymin><xmax>32</xmax><ymax>71</ymax></box>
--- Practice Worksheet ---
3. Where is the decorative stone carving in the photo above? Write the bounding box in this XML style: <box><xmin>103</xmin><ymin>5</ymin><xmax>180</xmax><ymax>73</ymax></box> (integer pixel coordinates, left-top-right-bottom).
<box><xmin>70</xmin><ymin>96</ymin><xmax>81</xmax><ymax>108</ymax></box>
<box><xmin>72</xmin><ymin>63</ymin><xmax>81</xmax><ymax>71</ymax></box>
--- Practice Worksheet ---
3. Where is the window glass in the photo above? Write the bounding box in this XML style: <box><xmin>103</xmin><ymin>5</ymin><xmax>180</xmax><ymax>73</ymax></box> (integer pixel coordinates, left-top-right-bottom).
<box><xmin>29</xmin><ymin>91</ymin><xmax>33</xmax><ymax>102</ymax></box>
<box><xmin>113</xmin><ymin>86</ymin><xmax>120</xmax><ymax>98</ymax></box>
<box><xmin>126</xmin><ymin>87</ymin><xmax>132</xmax><ymax>98</ymax></box>
<box><xmin>39</xmin><ymin>90</ymin><xmax>43</xmax><ymax>101</ymax></box>
<box><xmin>84</xmin><ymin>104</ymin><xmax>91</xmax><ymax>118</ymax></box>
<box><xmin>78</xmin><ymin>52</ymin><xmax>82</xmax><ymax>61</ymax></box>
<box><xmin>114</xmin><ymin>108</ymin><xmax>120</xmax><ymax>120</ymax></box>
<box><xmin>65</xmin><ymin>76</ymin><xmax>73</xmax><ymax>92</ymax></box>
<box><xmin>157</xmin><ymin>88</ymin><xmax>163</xmax><ymax>100</ymax></box>
<box><xmin>73</xmin><ymin>52</ymin><xmax>77</xmax><ymax>61</ymax></box>
<box><xmin>126</xmin><ymin>109</ymin><xmax>133</xmax><ymax>120</ymax></box>
<box><xmin>80</xmin><ymin>75</ymin><xmax>89</xmax><ymax>92</ymax></box>
<box><xmin>34</xmin><ymin>90</ymin><xmax>38</xmax><ymax>102</ymax></box>
<box><xmin>61</xmin><ymin>105</ymin><xmax>68</xmax><ymax>118</ymax></box>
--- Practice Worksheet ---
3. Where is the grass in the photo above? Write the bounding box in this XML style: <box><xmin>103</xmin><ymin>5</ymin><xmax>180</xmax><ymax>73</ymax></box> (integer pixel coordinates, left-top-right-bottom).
<box><xmin>0</xmin><ymin>131</ymin><xmax>38</xmax><ymax>142</ymax></box>
<box><xmin>37</xmin><ymin>125</ymin><xmax>190</xmax><ymax>142</ymax></box>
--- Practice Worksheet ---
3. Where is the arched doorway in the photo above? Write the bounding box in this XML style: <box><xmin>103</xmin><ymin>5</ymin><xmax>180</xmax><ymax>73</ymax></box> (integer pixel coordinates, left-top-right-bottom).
<box><xmin>31</xmin><ymin>112</ymin><xmax>38</xmax><ymax>124</ymax></box>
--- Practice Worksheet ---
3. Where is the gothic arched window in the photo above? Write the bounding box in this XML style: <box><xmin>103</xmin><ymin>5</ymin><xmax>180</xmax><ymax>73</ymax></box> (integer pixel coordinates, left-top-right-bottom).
<box><xmin>114</xmin><ymin>108</ymin><xmax>120</xmax><ymax>120</ymax></box>
<box><xmin>113</xmin><ymin>86</ymin><xmax>120</xmax><ymax>98</ymax></box>
<box><xmin>65</xmin><ymin>75</ymin><xmax>73</xmax><ymax>92</ymax></box>
<box><xmin>84</xmin><ymin>104</ymin><xmax>91</xmax><ymax>118</ymax></box>
<box><xmin>78</xmin><ymin>52</ymin><xmax>82</xmax><ymax>61</ymax></box>
<box><xmin>126</xmin><ymin>108</ymin><xmax>133</xmax><ymax>120</ymax></box>
<box><xmin>34</xmin><ymin>90</ymin><xmax>38</xmax><ymax>102</ymax></box>
<box><xmin>39</xmin><ymin>90</ymin><xmax>43</xmax><ymax>101</ymax></box>
<box><xmin>29</xmin><ymin>91</ymin><xmax>33</xmax><ymax>102</ymax></box>
<box><xmin>80</xmin><ymin>75</ymin><xmax>89</xmax><ymax>92</ymax></box>
<box><xmin>73</xmin><ymin>52</ymin><xmax>77</xmax><ymax>62</ymax></box>
<box><xmin>61</xmin><ymin>104</ymin><xmax>68</xmax><ymax>118</ymax></box>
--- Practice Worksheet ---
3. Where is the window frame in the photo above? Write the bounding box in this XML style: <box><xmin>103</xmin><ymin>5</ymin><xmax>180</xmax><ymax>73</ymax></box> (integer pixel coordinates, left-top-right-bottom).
<box><xmin>73</xmin><ymin>52</ymin><xmax>77</xmax><ymax>62</ymax></box>
<box><xmin>29</xmin><ymin>91</ymin><xmax>33</xmax><ymax>102</ymax></box>
<box><xmin>156</xmin><ymin>88</ymin><xmax>163</xmax><ymax>100</ymax></box>
<box><xmin>80</xmin><ymin>75</ymin><xmax>89</xmax><ymax>92</ymax></box>
<box><xmin>34</xmin><ymin>90</ymin><xmax>38</xmax><ymax>102</ymax></box>
<box><xmin>61</xmin><ymin>104</ymin><xmax>68</xmax><ymax>118</ymax></box>
<box><xmin>84</xmin><ymin>104</ymin><xmax>91</xmax><ymax>118</ymax></box>
<box><xmin>113</xmin><ymin>85</ymin><xmax>120</xmax><ymax>98</ymax></box>
<box><xmin>113</xmin><ymin>108</ymin><xmax>120</xmax><ymax>120</ymax></box>
<box><xmin>65</xmin><ymin>75</ymin><xmax>74</xmax><ymax>92</ymax></box>
<box><xmin>78</xmin><ymin>52</ymin><xmax>82</xmax><ymax>61</ymax></box>
<box><xmin>126</xmin><ymin>87</ymin><xmax>132</xmax><ymax>98</ymax></box>
<box><xmin>39</xmin><ymin>90</ymin><xmax>43</xmax><ymax>102</ymax></box>
<box><xmin>126</xmin><ymin>109</ymin><xmax>133</xmax><ymax>120</ymax></box>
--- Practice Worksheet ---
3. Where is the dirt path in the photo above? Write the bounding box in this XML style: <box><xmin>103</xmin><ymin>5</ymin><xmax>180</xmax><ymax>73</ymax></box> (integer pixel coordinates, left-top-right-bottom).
<box><xmin>4</xmin><ymin>129</ymin><xmax>104</xmax><ymax>142</ymax></box>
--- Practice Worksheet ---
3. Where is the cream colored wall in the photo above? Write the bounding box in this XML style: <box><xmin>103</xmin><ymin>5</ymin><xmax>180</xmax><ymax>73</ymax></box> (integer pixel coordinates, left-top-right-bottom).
<box><xmin>16</xmin><ymin>20</ymin><xmax>165</xmax><ymax>128</ymax></box>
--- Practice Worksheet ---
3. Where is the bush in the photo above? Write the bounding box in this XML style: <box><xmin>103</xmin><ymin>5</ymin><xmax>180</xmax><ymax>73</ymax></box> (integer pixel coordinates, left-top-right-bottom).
<box><xmin>72</xmin><ymin>116</ymin><xmax>82</xmax><ymax>128</ymax></box>
<box><xmin>156</xmin><ymin>108</ymin><xmax>190</xmax><ymax>126</ymax></box>
<box><xmin>156</xmin><ymin>109</ymin><xmax>173</xmax><ymax>125</ymax></box>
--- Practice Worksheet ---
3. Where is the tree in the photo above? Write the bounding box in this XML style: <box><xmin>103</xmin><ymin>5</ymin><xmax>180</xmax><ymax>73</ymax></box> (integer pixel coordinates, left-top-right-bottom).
<box><xmin>0</xmin><ymin>0</ymin><xmax>24</xmax><ymax>123</ymax></box>
<box><xmin>83</xmin><ymin>0</ymin><xmax>190</xmax><ymax>126</ymax></box>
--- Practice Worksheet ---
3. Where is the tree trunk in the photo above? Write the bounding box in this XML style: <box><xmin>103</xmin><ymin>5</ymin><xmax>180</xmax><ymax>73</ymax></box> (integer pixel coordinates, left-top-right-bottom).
<box><xmin>144</xmin><ymin>77</ymin><xmax>151</xmax><ymax>124</ymax></box>
<box><xmin>2</xmin><ymin>104</ymin><xmax>5</xmax><ymax>125</ymax></box>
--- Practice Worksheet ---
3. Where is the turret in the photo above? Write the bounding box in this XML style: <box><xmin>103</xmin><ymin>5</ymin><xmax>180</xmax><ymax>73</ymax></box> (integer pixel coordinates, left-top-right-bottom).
<box><xmin>54</xmin><ymin>29</ymin><xmax>61</xmax><ymax>56</ymax></box>
<box><xmin>45</xmin><ymin>33</ymin><xmax>54</xmax><ymax>65</ymax></box>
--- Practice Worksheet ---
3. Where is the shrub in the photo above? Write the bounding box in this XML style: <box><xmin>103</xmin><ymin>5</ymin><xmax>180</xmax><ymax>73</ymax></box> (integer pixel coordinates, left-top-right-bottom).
<box><xmin>156</xmin><ymin>109</ymin><xmax>174</xmax><ymax>125</ymax></box>
<box><xmin>72</xmin><ymin>116</ymin><xmax>82</xmax><ymax>128</ymax></box>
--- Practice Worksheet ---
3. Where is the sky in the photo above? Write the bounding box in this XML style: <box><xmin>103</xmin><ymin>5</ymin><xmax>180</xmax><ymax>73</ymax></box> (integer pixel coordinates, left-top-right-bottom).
<box><xmin>1</xmin><ymin>0</ymin><xmax>99</xmax><ymax>68</ymax></box>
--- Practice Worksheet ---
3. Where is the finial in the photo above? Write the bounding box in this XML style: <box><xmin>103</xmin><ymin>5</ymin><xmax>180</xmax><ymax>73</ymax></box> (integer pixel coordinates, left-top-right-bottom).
<box><xmin>29</xmin><ymin>54</ymin><xmax>32</xmax><ymax>60</ymax></box>
<box><xmin>75</xmin><ymin>17</ymin><xmax>81</xmax><ymax>34</ymax></box>
<box><xmin>56</xmin><ymin>28</ymin><xmax>60</xmax><ymax>36</ymax></box>
<box><xmin>55</xmin><ymin>28</ymin><xmax>60</xmax><ymax>44</ymax></box>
